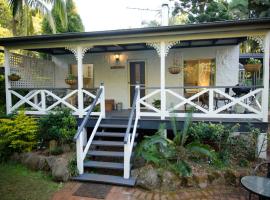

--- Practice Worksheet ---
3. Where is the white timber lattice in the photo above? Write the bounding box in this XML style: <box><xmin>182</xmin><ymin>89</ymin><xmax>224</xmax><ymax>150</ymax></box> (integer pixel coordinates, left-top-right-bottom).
<box><xmin>146</xmin><ymin>40</ymin><xmax>181</xmax><ymax>57</ymax></box>
<box><xmin>248</xmin><ymin>35</ymin><xmax>265</xmax><ymax>52</ymax></box>
<box><xmin>9</xmin><ymin>53</ymin><xmax>55</xmax><ymax>88</ymax></box>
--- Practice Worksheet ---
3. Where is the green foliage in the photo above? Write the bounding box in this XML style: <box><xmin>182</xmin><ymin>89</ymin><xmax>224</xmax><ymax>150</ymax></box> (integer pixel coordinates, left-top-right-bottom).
<box><xmin>173</xmin><ymin>0</ymin><xmax>231</xmax><ymax>23</ymax></box>
<box><xmin>247</xmin><ymin>58</ymin><xmax>261</xmax><ymax>64</ymax></box>
<box><xmin>38</xmin><ymin>108</ymin><xmax>76</xmax><ymax>146</ymax></box>
<box><xmin>152</xmin><ymin>99</ymin><xmax>161</xmax><ymax>109</ymax></box>
<box><xmin>68</xmin><ymin>155</ymin><xmax>79</xmax><ymax>176</ymax></box>
<box><xmin>49</xmin><ymin>146</ymin><xmax>63</xmax><ymax>155</ymax></box>
<box><xmin>42</xmin><ymin>0</ymin><xmax>84</xmax><ymax>34</ymax></box>
<box><xmin>0</xmin><ymin>112</ymin><xmax>38</xmax><ymax>161</ymax></box>
<box><xmin>136</xmin><ymin>114</ymin><xmax>215</xmax><ymax>177</ymax></box>
<box><xmin>66</xmin><ymin>73</ymin><xmax>76</xmax><ymax>80</ymax></box>
<box><xmin>0</xmin><ymin>0</ymin><xmax>12</xmax><ymax>29</ymax></box>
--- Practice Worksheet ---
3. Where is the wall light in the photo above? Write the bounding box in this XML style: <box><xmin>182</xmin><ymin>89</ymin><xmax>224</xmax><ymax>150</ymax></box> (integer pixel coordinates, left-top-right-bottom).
<box><xmin>115</xmin><ymin>53</ymin><xmax>120</xmax><ymax>64</ymax></box>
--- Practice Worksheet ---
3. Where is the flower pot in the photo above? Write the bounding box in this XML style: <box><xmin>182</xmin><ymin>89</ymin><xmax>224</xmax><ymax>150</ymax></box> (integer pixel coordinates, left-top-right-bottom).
<box><xmin>244</xmin><ymin>64</ymin><xmax>262</xmax><ymax>73</ymax></box>
<box><xmin>65</xmin><ymin>79</ymin><xmax>77</xmax><ymax>85</ymax></box>
<box><xmin>8</xmin><ymin>74</ymin><xmax>21</xmax><ymax>81</ymax></box>
<box><xmin>234</xmin><ymin>104</ymin><xmax>245</xmax><ymax>114</ymax></box>
<box><xmin>168</xmin><ymin>66</ymin><xmax>181</xmax><ymax>74</ymax></box>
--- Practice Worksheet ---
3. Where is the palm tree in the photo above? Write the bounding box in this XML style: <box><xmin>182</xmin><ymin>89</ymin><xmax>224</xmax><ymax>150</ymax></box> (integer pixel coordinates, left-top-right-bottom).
<box><xmin>8</xmin><ymin>0</ymin><xmax>67</xmax><ymax>35</ymax></box>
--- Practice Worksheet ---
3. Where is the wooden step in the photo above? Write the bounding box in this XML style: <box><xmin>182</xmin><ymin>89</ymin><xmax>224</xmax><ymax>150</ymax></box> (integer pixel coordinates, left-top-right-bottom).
<box><xmin>96</xmin><ymin>131</ymin><xmax>125</xmax><ymax>137</ymax></box>
<box><xmin>92</xmin><ymin>140</ymin><xmax>124</xmax><ymax>147</ymax></box>
<box><xmin>84</xmin><ymin>161</ymin><xmax>124</xmax><ymax>170</ymax></box>
<box><xmin>95</xmin><ymin>132</ymin><xmax>138</xmax><ymax>138</ymax></box>
<box><xmin>72</xmin><ymin>173</ymin><xmax>136</xmax><ymax>186</ymax></box>
<box><xmin>87</xmin><ymin>150</ymin><xmax>124</xmax><ymax>157</ymax></box>
<box><xmin>92</xmin><ymin>140</ymin><xmax>137</xmax><ymax>147</ymax></box>
<box><xmin>99</xmin><ymin>124</ymin><xmax>139</xmax><ymax>129</ymax></box>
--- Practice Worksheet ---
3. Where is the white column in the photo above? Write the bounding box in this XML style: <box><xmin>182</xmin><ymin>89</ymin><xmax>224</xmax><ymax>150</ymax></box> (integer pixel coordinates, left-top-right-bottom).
<box><xmin>262</xmin><ymin>32</ymin><xmax>270</xmax><ymax>122</ymax></box>
<box><xmin>77</xmin><ymin>46</ymin><xmax>84</xmax><ymax>118</ymax></box>
<box><xmin>160</xmin><ymin>41</ymin><xmax>166</xmax><ymax>120</ymax></box>
<box><xmin>76</xmin><ymin>132</ymin><xmax>84</xmax><ymax>174</ymax></box>
<box><xmin>4</xmin><ymin>48</ymin><xmax>12</xmax><ymax>114</ymax></box>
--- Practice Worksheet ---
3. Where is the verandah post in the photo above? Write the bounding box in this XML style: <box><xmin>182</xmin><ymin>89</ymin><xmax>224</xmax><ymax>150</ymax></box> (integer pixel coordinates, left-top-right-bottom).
<box><xmin>4</xmin><ymin>48</ymin><xmax>12</xmax><ymax>114</ymax></box>
<box><xmin>262</xmin><ymin>31</ymin><xmax>270</xmax><ymax>122</ymax></box>
<box><xmin>77</xmin><ymin>46</ymin><xmax>84</xmax><ymax>118</ymax></box>
<box><xmin>160</xmin><ymin>41</ymin><xmax>166</xmax><ymax>120</ymax></box>
<box><xmin>100</xmin><ymin>83</ymin><xmax>106</xmax><ymax>118</ymax></box>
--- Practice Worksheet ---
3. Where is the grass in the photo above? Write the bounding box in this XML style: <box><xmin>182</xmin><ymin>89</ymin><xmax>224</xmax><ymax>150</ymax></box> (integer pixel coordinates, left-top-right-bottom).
<box><xmin>0</xmin><ymin>162</ymin><xmax>63</xmax><ymax>200</ymax></box>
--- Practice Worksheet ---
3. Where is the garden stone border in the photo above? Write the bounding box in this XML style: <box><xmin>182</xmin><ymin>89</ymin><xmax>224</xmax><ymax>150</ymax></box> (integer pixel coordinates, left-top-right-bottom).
<box><xmin>10</xmin><ymin>152</ymin><xmax>73</xmax><ymax>182</ymax></box>
<box><xmin>131</xmin><ymin>165</ymin><xmax>251</xmax><ymax>192</ymax></box>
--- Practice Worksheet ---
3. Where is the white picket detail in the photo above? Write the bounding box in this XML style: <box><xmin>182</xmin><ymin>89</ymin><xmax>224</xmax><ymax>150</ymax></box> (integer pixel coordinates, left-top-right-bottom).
<box><xmin>9</xmin><ymin>88</ymin><xmax>99</xmax><ymax>116</ymax></box>
<box><xmin>137</xmin><ymin>87</ymin><xmax>264</xmax><ymax>120</ymax></box>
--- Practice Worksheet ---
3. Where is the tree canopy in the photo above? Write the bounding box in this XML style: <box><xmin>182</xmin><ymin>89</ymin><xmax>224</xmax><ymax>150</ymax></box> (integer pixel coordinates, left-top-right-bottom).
<box><xmin>42</xmin><ymin>0</ymin><xmax>84</xmax><ymax>34</ymax></box>
<box><xmin>172</xmin><ymin>0</ymin><xmax>270</xmax><ymax>23</ymax></box>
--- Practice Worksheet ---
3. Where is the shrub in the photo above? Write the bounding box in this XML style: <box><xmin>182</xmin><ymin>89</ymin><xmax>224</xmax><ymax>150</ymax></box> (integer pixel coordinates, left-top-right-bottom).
<box><xmin>38</xmin><ymin>108</ymin><xmax>77</xmax><ymax>147</ymax></box>
<box><xmin>0</xmin><ymin>112</ymin><xmax>38</xmax><ymax>161</ymax></box>
<box><xmin>136</xmin><ymin>114</ymin><xmax>215</xmax><ymax>177</ymax></box>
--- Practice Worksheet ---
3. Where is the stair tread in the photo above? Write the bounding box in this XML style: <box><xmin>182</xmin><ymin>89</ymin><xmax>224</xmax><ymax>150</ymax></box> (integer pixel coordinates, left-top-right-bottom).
<box><xmin>99</xmin><ymin>124</ymin><xmax>139</xmax><ymax>128</ymax></box>
<box><xmin>72</xmin><ymin>173</ymin><xmax>136</xmax><ymax>186</ymax></box>
<box><xmin>96</xmin><ymin>132</ymin><xmax>125</xmax><ymax>137</ymax></box>
<box><xmin>84</xmin><ymin>161</ymin><xmax>124</xmax><ymax>169</ymax></box>
<box><xmin>96</xmin><ymin>132</ymin><xmax>138</xmax><ymax>137</ymax></box>
<box><xmin>87</xmin><ymin>150</ymin><xmax>124</xmax><ymax>157</ymax></box>
<box><xmin>92</xmin><ymin>140</ymin><xmax>124</xmax><ymax>146</ymax></box>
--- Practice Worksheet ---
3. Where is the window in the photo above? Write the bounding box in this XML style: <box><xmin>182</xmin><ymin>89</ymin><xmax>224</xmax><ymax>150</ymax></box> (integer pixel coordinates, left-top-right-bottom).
<box><xmin>69</xmin><ymin>64</ymin><xmax>94</xmax><ymax>88</ymax></box>
<box><xmin>184</xmin><ymin>59</ymin><xmax>215</xmax><ymax>87</ymax></box>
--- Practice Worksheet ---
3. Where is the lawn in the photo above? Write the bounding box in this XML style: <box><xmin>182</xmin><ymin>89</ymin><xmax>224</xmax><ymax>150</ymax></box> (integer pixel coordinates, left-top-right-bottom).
<box><xmin>0</xmin><ymin>162</ymin><xmax>63</xmax><ymax>200</ymax></box>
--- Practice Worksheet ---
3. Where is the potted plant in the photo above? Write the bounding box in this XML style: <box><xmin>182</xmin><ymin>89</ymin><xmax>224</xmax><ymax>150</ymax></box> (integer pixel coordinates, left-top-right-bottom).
<box><xmin>152</xmin><ymin>99</ymin><xmax>161</xmax><ymax>109</ymax></box>
<box><xmin>168</xmin><ymin>66</ymin><xmax>182</xmax><ymax>74</ymax></box>
<box><xmin>244</xmin><ymin>58</ymin><xmax>262</xmax><ymax>73</ymax></box>
<box><xmin>8</xmin><ymin>73</ymin><xmax>21</xmax><ymax>81</ymax></box>
<box><xmin>65</xmin><ymin>74</ymin><xmax>77</xmax><ymax>85</ymax></box>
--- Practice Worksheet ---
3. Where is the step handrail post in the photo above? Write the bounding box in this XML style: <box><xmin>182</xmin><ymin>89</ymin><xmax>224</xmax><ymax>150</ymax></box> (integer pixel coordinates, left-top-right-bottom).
<box><xmin>76</xmin><ymin>131</ymin><xmax>84</xmax><ymax>174</ymax></box>
<box><xmin>100</xmin><ymin>83</ymin><xmax>106</xmax><ymax>118</ymax></box>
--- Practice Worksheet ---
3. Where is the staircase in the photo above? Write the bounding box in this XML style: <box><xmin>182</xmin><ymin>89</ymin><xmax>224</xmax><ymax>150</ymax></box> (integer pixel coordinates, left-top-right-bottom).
<box><xmin>73</xmin><ymin>85</ymin><xmax>140</xmax><ymax>186</ymax></box>
<box><xmin>73</xmin><ymin>122</ymin><xmax>137</xmax><ymax>186</ymax></box>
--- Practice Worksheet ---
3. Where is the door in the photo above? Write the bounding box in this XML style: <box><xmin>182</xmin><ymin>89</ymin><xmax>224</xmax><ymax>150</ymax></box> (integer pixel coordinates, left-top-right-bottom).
<box><xmin>129</xmin><ymin>61</ymin><xmax>145</xmax><ymax>106</ymax></box>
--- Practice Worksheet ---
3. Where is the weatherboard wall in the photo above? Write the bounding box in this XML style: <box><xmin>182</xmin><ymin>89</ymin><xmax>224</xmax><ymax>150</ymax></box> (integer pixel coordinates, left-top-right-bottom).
<box><xmin>52</xmin><ymin>45</ymin><xmax>239</xmax><ymax>109</ymax></box>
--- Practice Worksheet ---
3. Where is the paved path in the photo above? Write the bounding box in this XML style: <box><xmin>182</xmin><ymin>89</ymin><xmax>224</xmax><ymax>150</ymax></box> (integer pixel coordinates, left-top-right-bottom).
<box><xmin>52</xmin><ymin>182</ymin><xmax>259</xmax><ymax>200</ymax></box>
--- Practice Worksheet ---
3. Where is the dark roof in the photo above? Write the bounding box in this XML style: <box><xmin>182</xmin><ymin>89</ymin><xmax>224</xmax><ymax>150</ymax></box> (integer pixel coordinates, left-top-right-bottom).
<box><xmin>0</xmin><ymin>18</ymin><xmax>270</xmax><ymax>47</ymax></box>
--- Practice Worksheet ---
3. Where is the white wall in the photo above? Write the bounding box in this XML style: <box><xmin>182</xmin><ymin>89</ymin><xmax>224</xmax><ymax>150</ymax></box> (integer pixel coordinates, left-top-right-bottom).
<box><xmin>53</xmin><ymin>45</ymin><xmax>239</xmax><ymax>109</ymax></box>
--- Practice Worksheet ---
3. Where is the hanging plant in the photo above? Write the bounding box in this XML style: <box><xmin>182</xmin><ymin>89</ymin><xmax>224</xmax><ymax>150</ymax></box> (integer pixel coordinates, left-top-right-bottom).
<box><xmin>244</xmin><ymin>58</ymin><xmax>262</xmax><ymax>73</ymax></box>
<box><xmin>168</xmin><ymin>66</ymin><xmax>181</xmax><ymax>74</ymax></box>
<box><xmin>65</xmin><ymin>74</ymin><xmax>77</xmax><ymax>85</ymax></box>
<box><xmin>8</xmin><ymin>73</ymin><xmax>21</xmax><ymax>81</ymax></box>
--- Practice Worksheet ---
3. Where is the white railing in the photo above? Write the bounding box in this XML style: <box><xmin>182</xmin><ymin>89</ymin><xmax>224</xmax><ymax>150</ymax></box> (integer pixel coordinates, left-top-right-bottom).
<box><xmin>124</xmin><ymin>85</ymin><xmax>140</xmax><ymax>179</ymax></box>
<box><xmin>138</xmin><ymin>86</ymin><xmax>264</xmax><ymax>120</ymax></box>
<box><xmin>8</xmin><ymin>88</ymin><xmax>101</xmax><ymax>116</ymax></box>
<box><xmin>74</xmin><ymin>84</ymin><xmax>105</xmax><ymax>174</ymax></box>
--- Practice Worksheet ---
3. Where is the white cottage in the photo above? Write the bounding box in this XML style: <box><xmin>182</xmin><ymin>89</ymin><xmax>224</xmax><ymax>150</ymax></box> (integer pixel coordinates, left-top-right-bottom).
<box><xmin>0</xmin><ymin>16</ymin><xmax>269</xmax><ymax>185</ymax></box>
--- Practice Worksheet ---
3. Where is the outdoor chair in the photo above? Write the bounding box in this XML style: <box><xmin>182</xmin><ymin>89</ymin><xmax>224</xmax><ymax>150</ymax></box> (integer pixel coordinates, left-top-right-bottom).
<box><xmin>214</xmin><ymin>87</ymin><xmax>230</xmax><ymax>109</ymax></box>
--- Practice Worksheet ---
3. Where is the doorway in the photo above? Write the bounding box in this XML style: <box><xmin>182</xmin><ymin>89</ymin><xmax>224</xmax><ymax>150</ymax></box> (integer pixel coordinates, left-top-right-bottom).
<box><xmin>129</xmin><ymin>61</ymin><xmax>145</xmax><ymax>106</ymax></box>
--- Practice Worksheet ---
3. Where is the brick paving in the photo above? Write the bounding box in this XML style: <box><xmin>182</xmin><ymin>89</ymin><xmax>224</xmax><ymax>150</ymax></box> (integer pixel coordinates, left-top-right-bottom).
<box><xmin>51</xmin><ymin>181</ymin><xmax>260</xmax><ymax>200</ymax></box>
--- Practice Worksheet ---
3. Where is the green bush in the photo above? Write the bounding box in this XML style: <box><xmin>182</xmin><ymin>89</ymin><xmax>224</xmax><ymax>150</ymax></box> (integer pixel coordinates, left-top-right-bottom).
<box><xmin>0</xmin><ymin>112</ymin><xmax>38</xmax><ymax>161</ymax></box>
<box><xmin>38</xmin><ymin>108</ymin><xmax>77</xmax><ymax>147</ymax></box>
<box><xmin>136</xmin><ymin>114</ymin><xmax>215</xmax><ymax>177</ymax></box>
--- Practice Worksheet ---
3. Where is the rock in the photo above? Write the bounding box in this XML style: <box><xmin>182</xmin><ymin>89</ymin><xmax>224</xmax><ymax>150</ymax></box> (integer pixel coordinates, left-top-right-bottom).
<box><xmin>193</xmin><ymin>173</ymin><xmax>208</xmax><ymax>189</ymax></box>
<box><xmin>208</xmin><ymin>171</ymin><xmax>224</xmax><ymax>185</ymax></box>
<box><xmin>131</xmin><ymin>165</ymin><xmax>161</xmax><ymax>190</ymax></box>
<box><xmin>51</xmin><ymin>157</ymin><xmax>70</xmax><ymax>182</ymax></box>
<box><xmin>10</xmin><ymin>152</ymin><xmax>21</xmax><ymax>162</ymax></box>
<box><xmin>23</xmin><ymin>153</ymin><xmax>41</xmax><ymax>170</ymax></box>
<box><xmin>132</xmin><ymin>157</ymin><xmax>146</xmax><ymax>169</ymax></box>
<box><xmin>61</xmin><ymin>144</ymin><xmax>71</xmax><ymax>152</ymax></box>
<box><xmin>224</xmin><ymin>169</ymin><xmax>237</xmax><ymax>186</ymax></box>
<box><xmin>45</xmin><ymin>156</ymin><xmax>57</xmax><ymax>169</ymax></box>
<box><xmin>181</xmin><ymin>176</ymin><xmax>195</xmax><ymax>187</ymax></box>
<box><xmin>160</xmin><ymin>170</ymin><xmax>181</xmax><ymax>191</ymax></box>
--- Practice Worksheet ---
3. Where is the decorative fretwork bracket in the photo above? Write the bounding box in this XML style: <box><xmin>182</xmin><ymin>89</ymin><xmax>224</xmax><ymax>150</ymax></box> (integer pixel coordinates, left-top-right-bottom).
<box><xmin>65</xmin><ymin>46</ymin><xmax>93</xmax><ymax>60</ymax></box>
<box><xmin>146</xmin><ymin>40</ymin><xmax>181</xmax><ymax>57</ymax></box>
<box><xmin>248</xmin><ymin>35</ymin><xmax>265</xmax><ymax>52</ymax></box>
